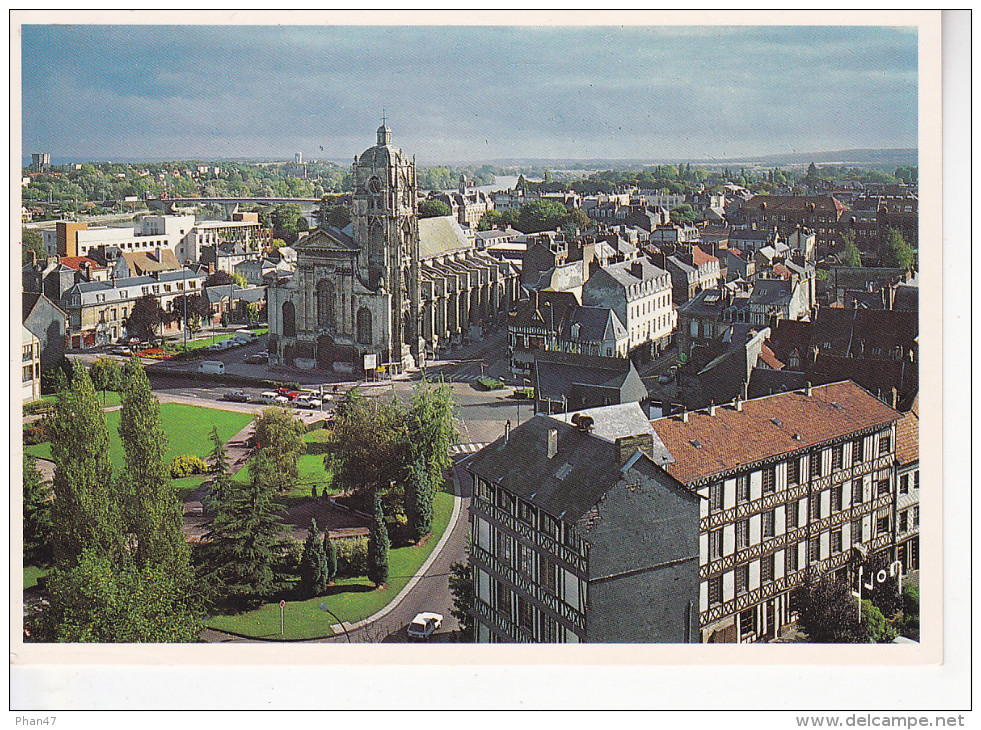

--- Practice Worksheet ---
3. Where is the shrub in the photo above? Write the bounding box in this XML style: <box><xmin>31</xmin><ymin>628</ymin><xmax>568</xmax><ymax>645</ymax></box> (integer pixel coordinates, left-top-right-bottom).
<box><xmin>861</xmin><ymin>599</ymin><xmax>897</xmax><ymax>643</ymax></box>
<box><xmin>334</xmin><ymin>536</ymin><xmax>368</xmax><ymax>578</ymax></box>
<box><xmin>476</xmin><ymin>376</ymin><xmax>505</xmax><ymax>390</ymax></box>
<box><xmin>23</xmin><ymin>424</ymin><xmax>48</xmax><ymax>446</ymax></box>
<box><xmin>512</xmin><ymin>387</ymin><xmax>534</xmax><ymax>400</ymax></box>
<box><xmin>169</xmin><ymin>454</ymin><xmax>209</xmax><ymax>478</ymax></box>
<box><xmin>23</xmin><ymin>400</ymin><xmax>54</xmax><ymax>416</ymax></box>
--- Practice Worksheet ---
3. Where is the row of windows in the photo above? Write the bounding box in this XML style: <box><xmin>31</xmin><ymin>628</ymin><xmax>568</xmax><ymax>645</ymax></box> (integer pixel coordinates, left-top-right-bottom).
<box><xmin>707</xmin><ymin>436</ymin><xmax>892</xmax><ymax>513</ymax></box>
<box><xmin>476</xmin><ymin>479</ymin><xmax>585</xmax><ymax>555</ymax></box>
<box><xmin>707</xmin><ymin>479</ymin><xmax>899</xmax><ymax>562</ymax></box>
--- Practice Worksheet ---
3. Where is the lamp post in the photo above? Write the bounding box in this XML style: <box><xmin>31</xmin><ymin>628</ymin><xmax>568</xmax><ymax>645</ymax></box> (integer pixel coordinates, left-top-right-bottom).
<box><xmin>182</xmin><ymin>266</ymin><xmax>188</xmax><ymax>352</ymax></box>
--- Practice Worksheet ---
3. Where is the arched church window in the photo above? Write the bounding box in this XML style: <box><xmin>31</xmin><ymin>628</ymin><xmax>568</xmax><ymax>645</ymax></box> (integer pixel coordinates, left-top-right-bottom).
<box><xmin>282</xmin><ymin>301</ymin><xmax>296</xmax><ymax>338</ymax></box>
<box><xmin>357</xmin><ymin>307</ymin><xmax>372</xmax><ymax>344</ymax></box>
<box><xmin>316</xmin><ymin>280</ymin><xmax>335</xmax><ymax>330</ymax></box>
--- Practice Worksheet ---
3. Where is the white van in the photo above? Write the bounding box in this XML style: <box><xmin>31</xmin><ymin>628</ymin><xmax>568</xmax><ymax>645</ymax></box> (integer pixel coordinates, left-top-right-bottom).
<box><xmin>198</xmin><ymin>360</ymin><xmax>225</xmax><ymax>375</ymax></box>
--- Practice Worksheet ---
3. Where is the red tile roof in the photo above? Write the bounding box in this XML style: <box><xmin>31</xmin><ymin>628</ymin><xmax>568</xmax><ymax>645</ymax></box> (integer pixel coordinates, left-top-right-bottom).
<box><xmin>59</xmin><ymin>256</ymin><xmax>103</xmax><ymax>271</ymax></box>
<box><xmin>691</xmin><ymin>245</ymin><xmax>718</xmax><ymax>267</ymax></box>
<box><xmin>894</xmin><ymin>411</ymin><xmax>918</xmax><ymax>466</ymax></box>
<box><xmin>758</xmin><ymin>344</ymin><xmax>784</xmax><ymax>370</ymax></box>
<box><xmin>651</xmin><ymin>380</ymin><xmax>900</xmax><ymax>485</ymax></box>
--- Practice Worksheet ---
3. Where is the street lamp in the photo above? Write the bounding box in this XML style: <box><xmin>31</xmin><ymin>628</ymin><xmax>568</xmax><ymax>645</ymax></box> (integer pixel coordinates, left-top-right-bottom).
<box><xmin>319</xmin><ymin>603</ymin><xmax>352</xmax><ymax>643</ymax></box>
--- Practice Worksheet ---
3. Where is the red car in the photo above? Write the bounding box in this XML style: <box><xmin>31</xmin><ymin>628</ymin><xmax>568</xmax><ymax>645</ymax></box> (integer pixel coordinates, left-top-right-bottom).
<box><xmin>276</xmin><ymin>387</ymin><xmax>300</xmax><ymax>400</ymax></box>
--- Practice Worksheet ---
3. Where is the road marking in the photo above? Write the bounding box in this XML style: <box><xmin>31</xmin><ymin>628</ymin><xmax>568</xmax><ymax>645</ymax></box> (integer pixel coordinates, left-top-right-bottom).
<box><xmin>448</xmin><ymin>442</ymin><xmax>489</xmax><ymax>455</ymax></box>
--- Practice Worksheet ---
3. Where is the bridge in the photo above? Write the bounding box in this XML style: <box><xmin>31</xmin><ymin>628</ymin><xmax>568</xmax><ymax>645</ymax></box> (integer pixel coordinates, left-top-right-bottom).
<box><xmin>146</xmin><ymin>196</ymin><xmax>340</xmax><ymax>217</ymax></box>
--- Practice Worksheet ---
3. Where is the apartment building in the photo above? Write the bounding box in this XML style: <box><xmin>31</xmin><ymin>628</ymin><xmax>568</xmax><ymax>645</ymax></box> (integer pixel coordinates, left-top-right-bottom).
<box><xmin>581</xmin><ymin>257</ymin><xmax>675</xmax><ymax>359</ymax></box>
<box><xmin>468</xmin><ymin>403</ymin><xmax>699</xmax><ymax>643</ymax></box>
<box><xmin>467</xmin><ymin>380</ymin><xmax>912</xmax><ymax>644</ymax></box>
<box><xmin>649</xmin><ymin>381</ymin><xmax>902</xmax><ymax>643</ymax></box>
<box><xmin>44</xmin><ymin>215</ymin><xmax>195</xmax><ymax>259</ymax></box>
<box><xmin>62</xmin><ymin>267</ymin><xmax>206</xmax><ymax>347</ymax></box>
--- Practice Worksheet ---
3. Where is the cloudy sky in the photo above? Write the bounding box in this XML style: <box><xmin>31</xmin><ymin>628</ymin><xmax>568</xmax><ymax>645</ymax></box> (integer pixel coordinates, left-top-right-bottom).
<box><xmin>20</xmin><ymin>23</ymin><xmax>918</xmax><ymax>164</ymax></box>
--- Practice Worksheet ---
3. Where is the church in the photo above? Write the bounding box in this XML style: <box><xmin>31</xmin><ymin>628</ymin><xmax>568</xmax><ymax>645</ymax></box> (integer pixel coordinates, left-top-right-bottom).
<box><xmin>268</xmin><ymin>123</ymin><xmax>520</xmax><ymax>374</ymax></box>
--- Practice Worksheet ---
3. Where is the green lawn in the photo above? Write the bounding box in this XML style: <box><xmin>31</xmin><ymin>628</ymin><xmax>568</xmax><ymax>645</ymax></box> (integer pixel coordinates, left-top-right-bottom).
<box><xmin>206</xmin><ymin>490</ymin><xmax>455</xmax><ymax>640</ymax></box>
<box><xmin>25</xmin><ymin>403</ymin><xmax>254</xmax><ymax>471</ymax></box>
<box><xmin>232</xmin><ymin>430</ymin><xmax>335</xmax><ymax>501</ymax></box>
<box><xmin>24</xmin><ymin>564</ymin><xmax>50</xmax><ymax>590</ymax></box>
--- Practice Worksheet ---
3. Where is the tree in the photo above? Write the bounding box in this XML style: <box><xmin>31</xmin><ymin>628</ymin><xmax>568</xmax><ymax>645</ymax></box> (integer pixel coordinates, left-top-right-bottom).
<box><xmin>118</xmin><ymin>359</ymin><xmax>188</xmax><ymax>571</ymax></box>
<box><xmin>89</xmin><ymin>356</ymin><xmax>122</xmax><ymax>403</ymax></box>
<box><xmin>367</xmin><ymin>493</ymin><xmax>390</xmax><ymax>588</ymax></box>
<box><xmin>516</xmin><ymin>199</ymin><xmax>568</xmax><ymax>234</ymax></box>
<box><xmin>270</xmin><ymin>203</ymin><xmax>304</xmax><ymax>243</ymax></box>
<box><xmin>881</xmin><ymin>228</ymin><xmax>916</xmax><ymax>270</ymax></box>
<box><xmin>403</xmin><ymin>379</ymin><xmax>455</xmax><ymax>536</ymax></box>
<box><xmin>36</xmin><ymin>547</ymin><xmax>200</xmax><ymax>643</ymax></box>
<box><xmin>299</xmin><ymin>518</ymin><xmax>329</xmax><ymax>598</ymax></box>
<box><xmin>23</xmin><ymin>454</ymin><xmax>53</xmax><ymax>566</ymax></box>
<box><xmin>328</xmin><ymin>390</ymin><xmax>409</xmax><ymax>513</ymax></box>
<box><xmin>171</xmin><ymin>293</ymin><xmax>210</xmax><ymax>331</ymax></box>
<box><xmin>198</xmin><ymin>449</ymin><xmax>288</xmax><ymax>607</ymax></box>
<box><xmin>205</xmin><ymin>270</ymin><xmax>236</xmax><ymax>288</ymax></box>
<box><xmin>670</xmin><ymin>204</ymin><xmax>698</xmax><ymax>226</ymax></box>
<box><xmin>419</xmin><ymin>199</ymin><xmax>452</xmax><ymax>219</ymax></box>
<box><xmin>477</xmin><ymin>209</ymin><xmax>504</xmax><ymax>231</ymax></box>
<box><xmin>48</xmin><ymin>365</ymin><xmax>121</xmax><ymax>564</ymax></box>
<box><xmin>22</xmin><ymin>227</ymin><xmax>45</xmax><ymax>264</ymax></box>
<box><xmin>448</xmin><ymin>559</ymin><xmax>475</xmax><ymax>642</ymax></box>
<box><xmin>205</xmin><ymin>424</ymin><xmax>231</xmax><ymax>510</ymax></box>
<box><xmin>794</xmin><ymin>571</ymin><xmax>866</xmax><ymax>643</ymax></box>
<box><xmin>840</xmin><ymin>231</ymin><xmax>863</xmax><ymax>267</ymax></box>
<box><xmin>805</xmin><ymin>162</ymin><xmax>820</xmax><ymax>186</ymax></box>
<box><xmin>126</xmin><ymin>295</ymin><xmax>164</xmax><ymax>343</ymax></box>
<box><xmin>253</xmin><ymin>407</ymin><xmax>306</xmax><ymax>493</ymax></box>
<box><xmin>405</xmin><ymin>458</ymin><xmax>433</xmax><ymax>544</ymax></box>
<box><xmin>860</xmin><ymin>599</ymin><xmax>896</xmax><ymax>643</ymax></box>
<box><xmin>323</xmin><ymin>530</ymin><xmax>337</xmax><ymax>584</ymax></box>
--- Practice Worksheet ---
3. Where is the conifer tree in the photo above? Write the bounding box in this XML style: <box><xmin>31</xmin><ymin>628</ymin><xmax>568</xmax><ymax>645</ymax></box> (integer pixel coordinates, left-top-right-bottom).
<box><xmin>323</xmin><ymin>529</ymin><xmax>337</xmax><ymax>584</ymax></box>
<box><xmin>48</xmin><ymin>365</ymin><xmax>120</xmax><ymax>564</ymax></box>
<box><xmin>299</xmin><ymin>518</ymin><xmax>328</xmax><ymax>598</ymax></box>
<box><xmin>206</xmin><ymin>425</ymin><xmax>231</xmax><ymax>510</ymax></box>
<box><xmin>199</xmin><ymin>449</ymin><xmax>287</xmax><ymax>606</ymax></box>
<box><xmin>118</xmin><ymin>358</ymin><xmax>187</xmax><ymax>570</ymax></box>
<box><xmin>367</xmin><ymin>493</ymin><xmax>390</xmax><ymax>588</ymax></box>
<box><xmin>405</xmin><ymin>457</ymin><xmax>433</xmax><ymax>544</ymax></box>
<box><xmin>23</xmin><ymin>454</ymin><xmax>53</xmax><ymax>566</ymax></box>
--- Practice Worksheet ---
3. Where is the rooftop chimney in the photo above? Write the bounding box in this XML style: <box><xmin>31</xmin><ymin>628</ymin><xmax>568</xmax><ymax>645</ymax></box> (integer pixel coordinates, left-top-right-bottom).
<box><xmin>615</xmin><ymin>433</ymin><xmax>654</xmax><ymax>467</ymax></box>
<box><xmin>630</xmin><ymin>260</ymin><xmax>644</xmax><ymax>278</ymax></box>
<box><xmin>734</xmin><ymin>395</ymin><xmax>742</xmax><ymax>412</ymax></box>
<box><xmin>708</xmin><ymin>402</ymin><xmax>716</xmax><ymax>416</ymax></box>
<box><xmin>547</xmin><ymin>428</ymin><xmax>558</xmax><ymax>459</ymax></box>
<box><xmin>681</xmin><ymin>410</ymin><xmax>689</xmax><ymax>423</ymax></box>
<box><xmin>805</xmin><ymin>382</ymin><xmax>813</xmax><ymax>396</ymax></box>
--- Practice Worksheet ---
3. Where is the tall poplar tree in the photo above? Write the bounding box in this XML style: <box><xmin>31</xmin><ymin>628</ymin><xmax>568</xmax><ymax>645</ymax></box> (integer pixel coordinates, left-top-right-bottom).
<box><xmin>405</xmin><ymin>457</ymin><xmax>433</xmax><ymax>544</ymax></box>
<box><xmin>323</xmin><ymin>529</ymin><xmax>337</xmax><ymax>584</ymax></box>
<box><xmin>118</xmin><ymin>358</ymin><xmax>187</xmax><ymax>570</ymax></box>
<box><xmin>23</xmin><ymin>454</ymin><xmax>53</xmax><ymax>566</ymax></box>
<box><xmin>48</xmin><ymin>365</ymin><xmax>120</xmax><ymax>564</ymax></box>
<box><xmin>299</xmin><ymin>518</ymin><xmax>328</xmax><ymax>598</ymax></box>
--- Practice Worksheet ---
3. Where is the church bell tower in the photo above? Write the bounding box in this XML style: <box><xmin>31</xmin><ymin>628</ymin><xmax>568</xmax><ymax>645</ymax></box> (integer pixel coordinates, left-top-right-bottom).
<box><xmin>350</xmin><ymin>120</ymin><xmax>421</xmax><ymax>368</ymax></box>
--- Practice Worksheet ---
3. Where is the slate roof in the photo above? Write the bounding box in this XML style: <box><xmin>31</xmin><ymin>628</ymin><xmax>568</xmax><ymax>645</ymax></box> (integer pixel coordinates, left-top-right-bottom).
<box><xmin>534</xmin><ymin>261</ymin><xmax>585</xmax><ymax>292</ymax></box>
<box><xmin>650</xmin><ymin>380</ymin><xmax>900</xmax><ymax>485</ymax></box>
<box><xmin>468</xmin><ymin>403</ymin><xmax>672</xmax><ymax>521</ymax></box>
<box><xmin>295</xmin><ymin>226</ymin><xmax>358</xmax><ymax>252</ymax></box>
<box><xmin>598</xmin><ymin>257</ymin><xmax>668</xmax><ymax>288</ymax></box>
<box><xmin>418</xmin><ymin>215</ymin><xmax>472</xmax><ymax>259</ymax></box>
<box><xmin>559</xmin><ymin>306</ymin><xmax>626</xmax><ymax>343</ymax></box>
<box><xmin>534</xmin><ymin>352</ymin><xmax>649</xmax><ymax>407</ymax></box>
<box><xmin>894</xmin><ymin>411</ymin><xmax>919</xmax><ymax>466</ymax></box>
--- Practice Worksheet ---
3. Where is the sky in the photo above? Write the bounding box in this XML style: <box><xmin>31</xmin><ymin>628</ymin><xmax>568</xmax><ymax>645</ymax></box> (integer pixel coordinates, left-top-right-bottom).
<box><xmin>20</xmin><ymin>23</ymin><xmax>918</xmax><ymax>165</ymax></box>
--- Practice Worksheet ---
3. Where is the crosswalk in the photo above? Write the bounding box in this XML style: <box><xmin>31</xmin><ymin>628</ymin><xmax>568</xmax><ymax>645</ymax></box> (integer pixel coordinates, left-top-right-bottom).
<box><xmin>448</xmin><ymin>442</ymin><xmax>490</xmax><ymax>456</ymax></box>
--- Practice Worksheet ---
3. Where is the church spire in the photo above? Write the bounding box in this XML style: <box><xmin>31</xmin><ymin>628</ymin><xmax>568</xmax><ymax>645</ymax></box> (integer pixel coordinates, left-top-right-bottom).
<box><xmin>377</xmin><ymin>110</ymin><xmax>392</xmax><ymax>146</ymax></box>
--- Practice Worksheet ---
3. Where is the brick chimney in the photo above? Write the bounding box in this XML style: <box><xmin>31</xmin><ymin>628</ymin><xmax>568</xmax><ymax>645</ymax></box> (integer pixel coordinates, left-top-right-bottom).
<box><xmin>631</xmin><ymin>260</ymin><xmax>644</xmax><ymax>278</ymax></box>
<box><xmin>615</xmin><ymin>433</ymin><xmax>654</xmax><ymax>467</ymax></box>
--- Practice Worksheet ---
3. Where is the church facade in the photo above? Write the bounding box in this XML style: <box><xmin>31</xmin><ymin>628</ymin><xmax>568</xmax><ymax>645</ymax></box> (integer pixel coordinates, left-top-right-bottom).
<box><xmin>268</xmin><ymin>124</ymin><xmax>519</xmax><ymax>374</ymax></box>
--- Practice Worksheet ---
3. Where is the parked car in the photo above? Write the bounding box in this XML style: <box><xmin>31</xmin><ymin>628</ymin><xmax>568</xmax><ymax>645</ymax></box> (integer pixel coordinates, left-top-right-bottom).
<box><xmin>244</xmin><ymin>353</ymin><xmax>268</xmax><ymax>364</ymax></box>
<box><xmin>198</xmin><ymin>361</ymin><xmax>225</xmax><ymax>375</ymax></box>
<box><xmin>255</xmin><ymin>391</ymin><xmax>286</xmax><ymax>405</ymax></box>
<box><xmin>294</xmin><ymin>396</ymin><xmax>322</xmax><ymax>409</ymax></box>
<box><xmin>276</xmin><ymin>387</ymin><xmax>300</xmax><ymax>400</ymax></box>
<box><xmin>109</xmin><ymin>347</ymin><xmax>132</xmax><ymax>356</ymax></box>
<box><xmin>407</xmin><ymin>612</ymin><xmax>443</xmax><ymax>640</ymax></box>
<box><xmin>222</xmin><ymin>390</ymin><xmax>250</xmax><ymax>403</ymax></box>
